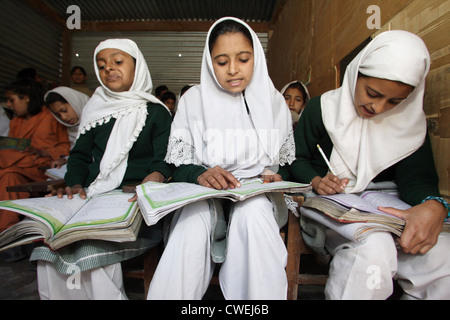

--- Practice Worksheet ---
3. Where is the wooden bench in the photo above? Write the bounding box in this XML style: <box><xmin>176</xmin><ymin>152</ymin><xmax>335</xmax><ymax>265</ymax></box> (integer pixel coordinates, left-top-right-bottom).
<box><xmin>6</xmin><ymin>179</ymin><xmax>66</xmax><ymax>195</ymax></box>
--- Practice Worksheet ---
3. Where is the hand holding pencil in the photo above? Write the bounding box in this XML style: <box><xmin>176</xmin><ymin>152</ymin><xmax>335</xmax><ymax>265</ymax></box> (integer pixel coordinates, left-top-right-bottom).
<box><xmin>311</xmin><ymin>144</ymin><xmax>349</xmax><ymax>195</ymax></box>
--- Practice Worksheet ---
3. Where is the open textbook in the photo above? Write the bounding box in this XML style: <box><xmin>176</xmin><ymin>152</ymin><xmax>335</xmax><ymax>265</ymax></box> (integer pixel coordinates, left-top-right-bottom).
<box><xmin>0</xmin><ymin>136</ymin><xmax>31</xmax><ymax>151</ymax></box>
<box><xmin>300</xmin><ymin>191</ymin><xmax>450</xmax><ymax>242</ymax></box>
<box><xmin>136</xmin><ymin>179</ymin><xmax>311</xmax><ymax>226</ymax></box>
<box><xmin>45</xmin><ymin>164</ymin><xmax>67</xmax><ymax>180</ymax></box>
<box><xmin>0</xmin><ymin>190</ymin><xmax>141</xmax><ymax>251</ymax></box>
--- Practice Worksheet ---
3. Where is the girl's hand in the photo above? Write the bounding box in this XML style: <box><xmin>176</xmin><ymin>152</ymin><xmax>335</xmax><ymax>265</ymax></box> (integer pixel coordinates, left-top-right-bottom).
<box><xmin>128</xmin><ymin>171</ymin><xmax>165</xmax><ymax>202</ymax></box>
<box><xmin>311</xmin><ymin>174</ymin><xmax>349</xmax><ymax>195</ymax></box>
<box><xmin>46</xmin><ymin>184</ymin><xmax>87</xmax><ymax>200</ymax></box>
<box><xmin>197</xmin><ymin>166</ymin><xmax>241</xmax><ymax>190</ymax></box>
<box><xmin>25</xmin><ymin>147</ymin><xmax>51</xmax><ymax>160</ymax></box>
<box><xmin>261</xmin><ymin>169</ymin><xmax>283</xmax><ymax>183</ymax></box>
<box><xmin>50</xmin><ymin>157</ymin><xmax>67</xmax><ymax>169</ymax></box>
<box><xmin>379</xmin><ymin>200</ymin><xmax>447</xmax><ymax>254</ymax></box>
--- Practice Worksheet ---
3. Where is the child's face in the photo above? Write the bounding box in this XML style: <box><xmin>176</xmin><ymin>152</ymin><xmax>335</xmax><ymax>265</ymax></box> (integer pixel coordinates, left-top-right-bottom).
<box><xmin>5</xmin><ymin>91</ymin><xmax>29</xmax><ymax>118</ymax></box>
<box><xmin>211</xmin><ymin>32</ymin><xmax>254</xmax><ymax>94</ymax></box>
<box><xmin>284</xmin><ymin>87</ymin><xmax>305</xmax><ymax>114</ymax></box>
<box><xmin>354</xmin><ymin>76</ymin><xmax>414</xmax><ymax>119</ymax></box>
<box><xmin>96</xmin><ymin>49</ymin><xmax>136</xmax><ymax>92</ymax></box>
<box><xmin>48</xmin><ymin>101</ymin><xmax>79</xmax><ymax>125</ymax></box>
<box><xmin>164</xmin><ymin>98</ymin><xmax>176</xmax><ymax>114</ymax></box>
<box><xmin>71</xmin><ymin>68</ymin><xmax>87</xmax><ymax>85</ymax></box>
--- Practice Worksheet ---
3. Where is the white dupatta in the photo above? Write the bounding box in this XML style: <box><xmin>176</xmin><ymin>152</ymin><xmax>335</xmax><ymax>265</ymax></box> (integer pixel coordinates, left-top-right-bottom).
<box><xmin>321</xmin><ymin>30</ymin><xmax>430</xmax><ymax>193</ymax></box>
<box><xmin>45</xmin><ymin>86</ymin><xmax>89</xmax><ymax>148</ymax></box>
<box><xmin>165</xmin><ymin>17</ymin><xmax>294</xmax><ymax>179</ymax></box>
<box><xmin>78</xmin><ymin>39</ymin><xmax>169</xmax><ymax>197</ymax></box>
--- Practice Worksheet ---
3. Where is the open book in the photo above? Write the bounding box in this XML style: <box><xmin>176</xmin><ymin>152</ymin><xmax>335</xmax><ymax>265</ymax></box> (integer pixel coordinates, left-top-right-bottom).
<box><xmin>300</xmin><ymin>191</ymin><xmax>450</xmax><ymax>241</ymax></box>
<box><xmin>45</xmin><ymin>164</ymin><xmax>67</xmax><ymax>180</ymax></box>
<box><xmin>0</xmin><ymin>136</ymin><xmax>31</xmax><ymax>151</ymax></box>
<box><xmin>136</xmin><ymin>179</ymin><xmax>311</xmax><ymax>226</ymax></box>
<box><xmin>0</xmin><ymin>190</ymin><xmax>141</xmax><ymax>251</ymax></box>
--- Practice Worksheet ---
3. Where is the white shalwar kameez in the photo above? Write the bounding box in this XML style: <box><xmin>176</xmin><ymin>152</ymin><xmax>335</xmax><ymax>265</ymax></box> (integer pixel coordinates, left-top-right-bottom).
<box><xmin>147</xmin><ymin>17</ymin><xmax>295</xmax><ymax>300</ymax></box>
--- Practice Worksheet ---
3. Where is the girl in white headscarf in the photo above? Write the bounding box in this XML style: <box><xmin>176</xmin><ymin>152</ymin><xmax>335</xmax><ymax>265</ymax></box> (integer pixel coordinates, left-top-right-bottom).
<box><xmin>148</xmin><ymin>17</ymin><xmax>294</xmax><ymax>300</ymax></box>
<box><xmin>44</xmin><ymin>86</ymin><xmax>89</xmax><ymax>170</ymax></box>
<box><xmin>281</xmin><ymin>80</ymin><xmax>310</xmax><ymax>126</ymax></box>
<box><xmin>31</xmin><ymin>39</ymin><xmax>173</xmax><ymax>300</ymax></box>
<box><xmin>45</xmin><ymin>86</ymin><xmax>89</xmax><ymax>147</ymax></box>
<box><xmin>290</xmin><ymin>30</ymin><xmax>450</xmax><ymax>299</ymax></box>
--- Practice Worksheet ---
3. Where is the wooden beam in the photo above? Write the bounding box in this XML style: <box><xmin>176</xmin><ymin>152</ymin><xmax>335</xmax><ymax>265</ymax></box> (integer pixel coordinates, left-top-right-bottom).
<box><xmin>269</xmin><ymin>0</ymin><xmax>288</xmax><ymax>29</ymax></box>
<box><xmin>74</xmin><ymin>20</ymin><xmax>270</xmax><ymax>33</ymax></box>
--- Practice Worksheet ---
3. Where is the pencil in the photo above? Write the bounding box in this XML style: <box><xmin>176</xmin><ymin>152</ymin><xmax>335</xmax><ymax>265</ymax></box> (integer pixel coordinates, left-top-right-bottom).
<box><xmin>317</xmin><ymin>144</ymin><xmax>337</xmax><ymax>176</ymax></box>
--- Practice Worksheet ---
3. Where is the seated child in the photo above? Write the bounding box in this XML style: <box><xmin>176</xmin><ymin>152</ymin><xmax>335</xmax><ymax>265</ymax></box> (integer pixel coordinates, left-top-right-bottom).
<box><xmin>30</xmin><ymin>39</ymin><xmax>173</xmax><ymax>299</ymax></box>
<box><xmin>148</xmin><ymin>17</ymin><xmax>294</xmax><ymax>300</ymax></box>
<box><xmin>289</xmin><ymin>30</ymin><xmax>450</xmax><ymax>299</ymax></box>
<box><xmin>45</xmin><ymin>86</ymin><xmax>90</xmax><ymax>168</ymax></box>
<box><xmin>281</xmin><ymin>80</ymin><xmax>310</xmax><ymax>127</ymax></box>
<box><xmin>0</xmin><ymin>79</ymin><xmax>70</xmax><ymax>233</ymax></box>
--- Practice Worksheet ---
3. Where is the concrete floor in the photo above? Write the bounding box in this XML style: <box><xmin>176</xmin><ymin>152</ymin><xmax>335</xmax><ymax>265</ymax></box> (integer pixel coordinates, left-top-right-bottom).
<box><xmin>0</xmin><ymin>247</ymin><xmax>325</xmax><ymax>300</ymax></box>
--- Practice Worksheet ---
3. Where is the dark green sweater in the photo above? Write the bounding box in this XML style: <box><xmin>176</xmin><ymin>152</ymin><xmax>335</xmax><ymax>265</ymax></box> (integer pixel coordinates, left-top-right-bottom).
<box><xmin>65</xmin><ymin>103</ymin><xmax>174</xmax><ymax>188</ymax></box>
<box><xmin>288</xmin><ymin>96</ymin><xmax>441</xmax><ymax>206</ymax></box>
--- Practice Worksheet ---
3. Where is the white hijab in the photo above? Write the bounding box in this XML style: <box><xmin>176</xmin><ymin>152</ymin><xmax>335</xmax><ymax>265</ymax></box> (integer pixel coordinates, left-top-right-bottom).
<box><xmin>321</xmin><ymin>30</ymin><xmax>430</xmax><ymax>193</ymax></box>
<box><xmin>78</xmin><ymin>39</ymin><xmax>170</xmax><ymax>197</ymax></box>
<box><xmin>165</xmin><ymin>17</ymin><xmax>294</xmax><ymax>178</ymax></box>
<box><xmin>45</xmin><ymin>86</ymin><xmax>89</xmax><ymax>147</ymax></box>
<box><xmin>281</xmin><ymin>80</ymin><xmax>310</xmax><ymax>122</ymax></box>
<box><xmin>280</xmin><ymin>80</ymin><xmax>310</xmax><ymax>101</ymax></box>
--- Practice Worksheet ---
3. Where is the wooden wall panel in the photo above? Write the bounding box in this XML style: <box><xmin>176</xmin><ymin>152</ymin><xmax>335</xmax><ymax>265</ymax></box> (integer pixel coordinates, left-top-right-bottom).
<box><xmin>374</xmin><ymin>0</ymin><xmax>450</xmax><ymax>200</ymax></box>
<box><xmin>267</xmin><ymin>0</ymin><xmax>411</xmax><ymax>97</ymax></box>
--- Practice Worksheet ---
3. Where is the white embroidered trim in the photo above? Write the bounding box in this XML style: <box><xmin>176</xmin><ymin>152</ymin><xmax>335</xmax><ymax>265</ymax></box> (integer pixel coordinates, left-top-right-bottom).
<box><xmin>78</xmin><ymin>102</ymin><xmax>146</xmax><ymax>137</ymax></box>
<box><xmin>165</xmin><ymin>137</ymin><xmax>201</xmax><ymax>166</ymax></box>
<box><xmin>84</xmin><ymin>104</ymin><xmax>148</xmax><ymax>196</ymax></box>
<box><xmin>278</xmin><ymin>129</ymin><xmax>295</xmax><ymax>166</ymax></box>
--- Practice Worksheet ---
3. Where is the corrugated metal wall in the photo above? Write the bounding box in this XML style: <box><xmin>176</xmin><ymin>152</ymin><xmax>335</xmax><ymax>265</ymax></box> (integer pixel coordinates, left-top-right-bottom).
<box><xmin>44</xmin><ymin>0</ymin><xmax>277</xmax><ymax>22</ymax></box>
<box><xmin>0</xmin><ymin>0</ymin><xmax>62</xmax><ymax>99</ymax></box>
<box><xmin>72</xmin><ymin>31</ymin><xmax>268</xmax><ymax>96</ymax></box>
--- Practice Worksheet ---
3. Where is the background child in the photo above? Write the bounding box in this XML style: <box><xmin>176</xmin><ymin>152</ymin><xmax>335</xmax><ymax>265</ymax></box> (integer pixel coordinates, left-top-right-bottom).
<box><xmin>289</xmin><ymin>30</ymin><xmax>449</xmax><ymax>299</ymax></box>
<box><xmin>281</xmin><ymin>80</ymin><xmax>310</xmax><ymax>127</ymax></box>
<box><xmin>45</xmin><ymin>86</ymin><xmax>90</xmax><ymax>168</ymax></box>
<box><xmin>70</xmin><ymin>66</ymin><xmax>94</xmax><ymax>97</ymax></box>
<box><xmin>160</xmin><ymin>91</ymin><xmax>176</xmax><ymax>116</ymax></box>
<box><xmin>30</xmin><ymin>39</ymin><xmax>173</xmax><ymax>299</ymax></box>
<box><xmin>0</xmin><ymin>79</ymin><xmax>70</xmax><ymax>235</ymax></box>
<box><xmin>148</xmin><ymin>17</ymin><xmax>294</xmax><ymax>300</ymax></box>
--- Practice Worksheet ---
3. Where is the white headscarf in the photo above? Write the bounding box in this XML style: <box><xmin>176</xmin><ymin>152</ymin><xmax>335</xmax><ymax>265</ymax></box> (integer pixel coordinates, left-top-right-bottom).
<box><xmin>165</xmin><ymin>17</ymin><xmax>294</xmax><ymax>178</ymax></box>
<box><xmin>281</xmin><ymin>80</ymin><xmax>310</xmax><ymax>122</ymax></box>
<box><xmin>280</xmin><ymin>80</ymin><xmax>310</xmax><ymax>101</ymax></box>
<box><xmin>321</xmin><ymin>30</ymin><xmax>430</xmax><ymax>193</ymax></box>
<box><xmin>79</xmin><ymin>39</ymin><xmax>170</xmax><ymax>197</ymax></box>
<box><xmin>44</xmin><ymin>86</ymin><xmax>89</xmax><ymax>147</ymax></box>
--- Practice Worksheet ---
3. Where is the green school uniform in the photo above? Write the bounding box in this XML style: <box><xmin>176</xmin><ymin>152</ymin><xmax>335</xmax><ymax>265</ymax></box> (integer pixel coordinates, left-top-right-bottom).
<box><xmin>30</xmin><ymin>103</ymin><xmax>174</xmax><ymax>274</ymax></box>
<box><xmin>288</xmin><ymin>96</ymin><xmax>441</xmax><ymax>206</ymax></box>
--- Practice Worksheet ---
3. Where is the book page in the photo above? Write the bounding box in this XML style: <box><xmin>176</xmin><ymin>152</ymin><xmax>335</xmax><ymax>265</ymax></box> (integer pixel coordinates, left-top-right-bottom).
<box><xmin>318</xmin><ymin>193</ymin><xmax>383</xmax><ymax>214</ymax></box>
<box><xmin>60</xmin><ymin>191</ymin><xmax>137</xmax><ymax>231</ymax></box>
<box><xmin>138</xmin><ymin>179</ymin><xmax>309</xmax><ymax>209</ymax></box>
<box><xmin>360</xmin><ymin>191</ymin><xmax>411</xmax><ymax>210</ymax></box>
<box><xmin>138</xmin><ymin>182</ymin><xmax>225</xmax><ymax>209</ymax></box>
<box><xmin>0</xmin><ymin>195</ymin><xmax>87</xmax><ymax>234</ymax></box>
<box><xmin>45</xmin><ymin>164</ymin><xmax>67</xmax><ymax>179</ymax></box>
